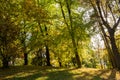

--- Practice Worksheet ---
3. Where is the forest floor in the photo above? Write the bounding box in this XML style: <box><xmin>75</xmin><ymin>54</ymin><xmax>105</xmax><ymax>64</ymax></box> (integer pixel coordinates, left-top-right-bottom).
<box><xmin>0</xmin><ymin>66</ymin><xmax>120</xmax><ymax>80</ymax></box>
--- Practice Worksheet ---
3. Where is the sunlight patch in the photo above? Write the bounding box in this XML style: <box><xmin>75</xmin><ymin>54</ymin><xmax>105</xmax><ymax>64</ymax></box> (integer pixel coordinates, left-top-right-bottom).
<box><xmin>4</xmin><ymin>70</ymin><xmax>37</xmax><ymax>79</ymax></box>
<box><xmin>36</xmin><ymin>76</ymin><xmax>48</xmax><ymax>80</ymax></box>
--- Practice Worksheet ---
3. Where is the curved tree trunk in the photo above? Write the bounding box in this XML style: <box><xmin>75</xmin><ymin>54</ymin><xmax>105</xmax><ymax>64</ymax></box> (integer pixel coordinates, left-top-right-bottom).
<box><xmin>99</xmin><ymin>23</ymin><xmax>117</xmax><ymax>68</ymax></box>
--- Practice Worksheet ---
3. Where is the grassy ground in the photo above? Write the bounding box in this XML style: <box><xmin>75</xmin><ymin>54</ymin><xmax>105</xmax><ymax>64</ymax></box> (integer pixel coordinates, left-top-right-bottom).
<box><xmin>0</xmin><ymin>66</ymin><xmax>120</xmax><ymax>80</ymax></box>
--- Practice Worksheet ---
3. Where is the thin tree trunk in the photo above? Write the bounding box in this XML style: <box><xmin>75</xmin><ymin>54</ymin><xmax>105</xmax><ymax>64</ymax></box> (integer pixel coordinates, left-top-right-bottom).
<box><xmin>2</xmin><ymin>57</ymin><xmax>9</xmax><ymax>68</ymax></box>
<box><xmin>23</xmin><ymin>39</ymin><xmax>28</xmax><ymax>65</ymax></box>
<box><xmin>102</xmin><ymin>34</ymin><xmax>116</xmax><ymax>68</ymax></box>
<box><xmin>72</xmin><ymin>38</ymin><xmax>81</xmax><ymax>68</ymax></box>
<box><xmin>44</xmin><ymin>25</ymin><xmax>51</xmax><ymax>66</ymax></box>
<box><xmin>58</xmin><ymin>57</ymin><xmax>62</xmax><ymax>67</ymax></box>
<box><xmin>65</xmin><ymin>0</ymin><xmax>81</xmax><ymax>68</ymax></box>
<box><xmin>100</xmin><ymin>58</ymin><xmax>103</xmax><ymax>69</ymax></box>
<box><xmin>45</xmin><ymin>45</ymin><xmax>51</xmax><ymax>66</ymax></box>
<box><xmin>2</xmin><ymin>41</ymin><xmax>9</xmax><ymax>68</ymax></box>
<box><xmin>59</xmin><ymin>0</ymin><xmax>81</xmax><ymax>68</ymax></box>
<box><xmin>24</xmin><ymin>53</ymin><xmax>28</xmax><ymax>65</ymax></box>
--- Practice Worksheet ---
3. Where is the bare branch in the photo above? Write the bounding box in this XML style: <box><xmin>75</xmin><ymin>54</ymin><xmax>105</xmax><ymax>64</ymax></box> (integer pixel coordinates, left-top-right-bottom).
<box><xmin>105</xmin><ymin>0</ymin><xmax>108</xmax><ymax>21</ymax></box>
<box><xmin>89</xmin><ymin>0</ymin><xmax>98</xmax><ymax>13</ymax></box>
<box><xmin>101</xmin><ymin>1</ymin><xmax>107</xmax><ymax>21</ymax></box>
<box><xmin>59</xmin><ymin>2</ymin><xmax>68</xmax><ymax>26</ymax></box>
<box><xmin>108</xmin><ymin>4</ymin><xmax>116</xmax><ymax>23</ymax></box>
<box><xmin>96</xmin><ymin>0</ymin><xmax>111</xmax><ymax>30</ymax></box>
<box><xmin>99</xmin><ymin>22</ymin><xmax>110</xmax><ymax>38</ymax></box>
<box><xmin>113</xmin><ymin>17</ymin><xmax>120</xmax><ymax>30</ymax></box>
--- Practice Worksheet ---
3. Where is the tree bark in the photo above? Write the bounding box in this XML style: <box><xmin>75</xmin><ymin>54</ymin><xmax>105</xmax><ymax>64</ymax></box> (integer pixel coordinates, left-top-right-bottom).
<box><xmin>58</xmin><ymin>57</ymin><xmax>62</xmax><ymax>67</ymax></box>
<box><xmin>2</xmin><ymin>57</ymin><xmax>9</xmax><ymax>68</ymax></box>
<box><xmin>45</xmin><ymin>45</ymin><xmax>51</xmax><ymax>66</ymax></box>
<box><xmin>99</xmin><ymin>23</ymin><xmax>117</xmax><ymax>68</ymax></box>
<box><xmin>24</xmin><ymin>53</ymin><xmax>28</xmax><ymax>65</ymax></box>
<box><xmin>109</xmin><ymin>30</ymin><xmax>120</xmax><ymax>70</ymax></box>
<box><xmin>71</xmin><ymin>37</ymin><xmax>81</xmax><ymax>68</ymax></box>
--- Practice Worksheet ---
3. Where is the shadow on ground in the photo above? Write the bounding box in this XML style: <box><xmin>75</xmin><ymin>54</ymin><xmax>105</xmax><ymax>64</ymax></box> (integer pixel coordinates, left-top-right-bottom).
<box><xmin>0</xmin><ymin>66</ymin><xmax>118</xmax><ymax>80</ymax></box>
<box><xmin>1</xmin><ymin>67</ymin><xmax>75</xmax><ymax>80</ymax></box>
<box><xmin>75</xmin><ymin>69</ymin><xmax>116</xmax><ymax>80</ymax></box>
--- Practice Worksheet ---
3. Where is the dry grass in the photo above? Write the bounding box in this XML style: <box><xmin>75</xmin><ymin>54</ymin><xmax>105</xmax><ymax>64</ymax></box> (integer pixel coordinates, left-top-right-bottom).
<box><xmin>0</xmin><ymin>66</ymin><xmax>120</xmax><ymax>80</ymax></box>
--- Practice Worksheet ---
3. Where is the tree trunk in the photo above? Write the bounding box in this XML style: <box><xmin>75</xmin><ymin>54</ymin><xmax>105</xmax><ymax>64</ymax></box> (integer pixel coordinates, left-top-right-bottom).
<box><xmin>45</xmin><ymin>45</ymin><xmax>51</xmax><ymax>66</ymax></box>
<box><xmin>71</xmin><ymin>57</ymin><xmax>76</xmax><ymax>67</ymax></box>
<box><xmin>57</xmin><ymin>56</ymin><xmax>62</xmax><ymax>67</ymax></box>
<box><xmin>75</xmin><ymin>52</ymin><xmax>81</xmax><ymax>68</ymax></box>
<box><xmin>99</xmin><ymin>23</ymin><xmax>117</xmax><ymax>68</ymax></box>
<box><xmin>24</xmin><ymin>53</ymin><xmax>28</xmax><ymax>65</ymax></box>
<box><xmin>99</xmin><ymin>59</ymin><xmax>103</xmax><ymax>69</ymax></box>
<box><xmin>72</xmin><ymin>38</ymin><xmax>81</xmax><ymax>68</ymax></box>
<box><xmin>66</xmin><ymin>0</ymin><xmax>81</xmax><ymax>68</ymax></box>
<box><xmin>59</xmin><ymin>0</ymin><xmax>82</xmax><ymax>68</ymax></box>
<box><xmin>59</xmin><ymin>62</ymin><xmax>62</xmax><ymax>67</ymax></box>
<box><xmin>2</xmin><ymin>57</ymin><xmax>9</xmax><ymax>68</ymax></box>
<box><xmin>109</xmin><ymin>31</ymin><xmax>120</xmax><ymax>70</ymax></box>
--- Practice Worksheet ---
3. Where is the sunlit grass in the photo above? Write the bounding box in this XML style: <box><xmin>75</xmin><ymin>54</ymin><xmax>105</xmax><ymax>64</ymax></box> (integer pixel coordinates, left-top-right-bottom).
<box><xmin>0</xmin><ymin>66</ymin><xmax>120</xmax><ymax>80</ymax></box>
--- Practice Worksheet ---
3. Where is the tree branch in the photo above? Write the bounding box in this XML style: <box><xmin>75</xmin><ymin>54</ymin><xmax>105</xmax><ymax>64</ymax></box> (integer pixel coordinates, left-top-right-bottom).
<box><xmin>96</xmin><ymin>0</ymin><xmax>111</xmax><ymax>30</ymax></box>
<box><xmin>89</xmin><ymin>0</ymin><xmax>98</xmax><ymax>13</ymax></box>
<box><xmin>99</xmin><ymin>22</ymin><xmax>110</xmax><ymax>38</ymax></box>
<box><xmin>59</xmin><ymin>1</ymin><xmax>70</xmax><ymax>31</ymax></box>
<box><xmin>113</xmin><ymin>17</ymin><xmax>120</xmax><ymax>30</ymax></box>
<box><xmin>101</xmin><ymin>1</ymin><xmax>107</xmax><ymax>21</ymax></box>
<box><xmin>108</xmin><ymin>4</ymin><xmax>116</xmax><ymax>24</ymax></box>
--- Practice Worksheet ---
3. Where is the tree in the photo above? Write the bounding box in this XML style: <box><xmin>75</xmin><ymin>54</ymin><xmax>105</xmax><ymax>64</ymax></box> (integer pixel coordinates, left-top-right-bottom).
<box><xmin>35</xmin><ymin>0</ymin><xmax>52</xmax><ymax>66</ymax></box>
<box><xmin>19</xmin><ymin>0</ymin><xmax>50</xmax><ymax>65</ymax></box>
<box><xmin>58</xmin><ymin>0</ymin><xmax>82</xmax><ymax>68</ymax></box>
<box><xmin>89</xmin><ymin>0</ymin><xmax>120</xmax><ymax>70</ymax></box>
<box><xmin>55</xmin><ymin>0</ymin><xmax>91</xmax><ymax>68</ymax></box>
<box><xmin>0</xmin><ymin>0</ymin><xmax>20</xmax><ymax>68</ymax></box>
<box><xmin>21</xmin><ymin>0</ymin><xmax>52</xmax><ymax>66</ymax></box>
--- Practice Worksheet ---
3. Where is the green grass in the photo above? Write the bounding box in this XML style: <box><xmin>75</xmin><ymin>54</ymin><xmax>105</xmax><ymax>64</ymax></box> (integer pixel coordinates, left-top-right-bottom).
<box><xmin>0</xmin><ymin>66</ymin><xmax>120</xmax><ymax>80</ymax></box>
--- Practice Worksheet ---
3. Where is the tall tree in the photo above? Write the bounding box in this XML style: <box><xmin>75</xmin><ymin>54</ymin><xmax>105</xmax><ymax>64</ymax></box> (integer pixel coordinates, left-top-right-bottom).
<box><xmin>27</xmin><ymin>0</ymin><xmax>52</xmax><ymax>66</ymax></box>
<box><xmin>0</xmin><ymin>0</ymin><xmax>20</xmax><ymax>68</ymax></box>
<box><xmin>89</xmin><ymin>0</ymin><xmax>120</xmax><ymax>70</ymax></box>
<box><xmin>58</xmin><ymin>0</ymin><xmax>82</xmax><ymax>68</ymax></box>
